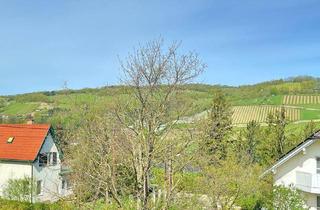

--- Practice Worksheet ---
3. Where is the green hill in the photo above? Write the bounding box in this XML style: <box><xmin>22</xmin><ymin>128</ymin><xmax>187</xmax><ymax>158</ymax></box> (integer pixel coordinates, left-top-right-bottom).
<box><xmin>1</xmin><ymin>76</ymin><xmax>320</xmax><ymax>126</ymax></box>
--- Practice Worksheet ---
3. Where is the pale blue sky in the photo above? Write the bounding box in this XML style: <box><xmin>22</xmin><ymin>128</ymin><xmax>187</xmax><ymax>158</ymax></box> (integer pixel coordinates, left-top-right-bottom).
<box><xmin>0</xmin><ymin>0</ymin><xmax>320</xmax><ymax>95</ymax></box>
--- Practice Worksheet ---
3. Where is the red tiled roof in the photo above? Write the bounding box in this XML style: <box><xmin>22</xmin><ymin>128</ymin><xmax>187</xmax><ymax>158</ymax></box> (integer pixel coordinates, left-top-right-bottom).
<box><xmin>0</xmin><ymin>124</ymin><xmax>50</xmax><ymax>161</ymax></box>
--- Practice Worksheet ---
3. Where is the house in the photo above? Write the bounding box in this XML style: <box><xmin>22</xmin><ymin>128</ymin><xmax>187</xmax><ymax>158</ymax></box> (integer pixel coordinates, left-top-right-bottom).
<box><xmin>0</xmin><ymin>124</ymin><xmax>71</xmax><ymax>202</ymax></box>
<box><xmin>263</xmin><ymin>130</ymin><xmax>320</xmax><ymax>210</ymax></box>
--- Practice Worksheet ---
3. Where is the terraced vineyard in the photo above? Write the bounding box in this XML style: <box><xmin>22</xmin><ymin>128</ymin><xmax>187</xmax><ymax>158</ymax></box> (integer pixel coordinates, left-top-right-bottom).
<box><xmin>232</xmin><ymin>106</ymin><xmax>300</xmax><ymax>124</ymax></box>
<box><xmin>283</xmin><ymin>95</ymin><xmax>320</xmax><ymax>105</ymax></box>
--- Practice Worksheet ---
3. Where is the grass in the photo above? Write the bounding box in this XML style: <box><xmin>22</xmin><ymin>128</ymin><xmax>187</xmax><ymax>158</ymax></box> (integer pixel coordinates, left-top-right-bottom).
<box><xmin>301</xmin><ymin>109</ymin><xmax>320</xmax><ymax>120</ymax></box>
<box><xmin>1</xmin><ymin>102</ymin><xmax>38</xmax><ymax>115</ymax></box>
<box><xmin>0</xmin><ymin>198</ymin><xmax>73</xmax><ymax>210</ymax></box>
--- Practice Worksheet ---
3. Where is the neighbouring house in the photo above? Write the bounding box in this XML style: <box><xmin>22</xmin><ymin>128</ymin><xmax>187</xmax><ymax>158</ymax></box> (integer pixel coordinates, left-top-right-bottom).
<box><xmin>263</xmin><ymin>130</ymin><xmax>320</xmax><ymax>210</ymax></box>
<box><xmin>0</xmin><ymin>124</ymin><xmax>71</xmax><ymax>202</ymax></box>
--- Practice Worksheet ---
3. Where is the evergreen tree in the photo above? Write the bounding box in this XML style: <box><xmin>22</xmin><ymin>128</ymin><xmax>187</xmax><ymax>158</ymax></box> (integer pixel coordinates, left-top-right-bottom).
<box><xmin>267</xmin><ymin>106</ymin><xmax>287</xmax><ymax>159</ymax></box>
<box><xmin>245</xmin><ymin>120</ymin><xmax>260</xmax><ymax>163</ymax></box>
<box><xmin>204</xmin><ymin>90</ymin><xmax>233</xmax><ymax>160</ymax></box>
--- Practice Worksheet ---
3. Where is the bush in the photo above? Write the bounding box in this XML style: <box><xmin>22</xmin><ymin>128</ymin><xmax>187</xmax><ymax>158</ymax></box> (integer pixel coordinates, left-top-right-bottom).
<box><xmin>265</xmin><ymin>185</ymin><xmax>308</xmax><ymax>210</ymax></box>
<box><xmin>3</xmin><ymin>177</ymin><xmax>33</xmax><ymax>202</ymax></box>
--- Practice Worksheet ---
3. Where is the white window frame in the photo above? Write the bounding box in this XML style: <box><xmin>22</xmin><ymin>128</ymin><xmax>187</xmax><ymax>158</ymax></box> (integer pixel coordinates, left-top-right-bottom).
<box><xmin>38</xmin><ymin>152</ymin><xmax>58</xmax><ymax>167</ymax></box>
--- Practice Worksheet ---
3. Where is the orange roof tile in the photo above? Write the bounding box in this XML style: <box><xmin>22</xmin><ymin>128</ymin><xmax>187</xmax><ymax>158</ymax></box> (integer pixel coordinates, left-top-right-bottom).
<box><xmin>0</xmin><ymin>124</ymin><xmax>50</xmax><ymax>161</ymax></box>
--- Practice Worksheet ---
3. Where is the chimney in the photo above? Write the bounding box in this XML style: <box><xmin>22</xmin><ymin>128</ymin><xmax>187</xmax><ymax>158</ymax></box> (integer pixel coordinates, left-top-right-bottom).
<box><xmin>26</xmin><ymin>113</ymin><xmax>34</xmax><ymax>125</ymax></box>
<box><xmin>27</xmin><ymin>119</ymin><xmax>34</xmax><ymax>125</ymax></box>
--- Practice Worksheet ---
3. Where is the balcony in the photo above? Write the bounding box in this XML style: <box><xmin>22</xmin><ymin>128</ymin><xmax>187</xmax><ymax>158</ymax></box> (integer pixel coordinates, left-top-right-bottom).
<box><xmin>296</xmin><ymin>171</ymin><xmax>320</xmax><ymax>193</ymax></box>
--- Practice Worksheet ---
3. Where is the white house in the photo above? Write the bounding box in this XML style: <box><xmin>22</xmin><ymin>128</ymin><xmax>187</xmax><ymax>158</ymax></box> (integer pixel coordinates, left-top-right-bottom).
<box><xmin>264</xmin><ymin>130</ymin><xmax>320</xmax><ymax>210</ymax></box>
<box><xmin>0</xmin><ymin>124</ymin><xmax>71</xmax><ymax>202</ymax></box>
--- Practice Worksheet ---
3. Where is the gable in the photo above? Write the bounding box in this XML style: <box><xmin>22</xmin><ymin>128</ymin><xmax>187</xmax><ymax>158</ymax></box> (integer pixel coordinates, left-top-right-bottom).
<box><xmin>262</xmin><ymin>130</ymin><xmax>320</xmax><ymax>176</ymax></box>
<box><xmin>0</xmin><ymin>124</ymin><xmax>50</xmax><ymax>161</ymax></box>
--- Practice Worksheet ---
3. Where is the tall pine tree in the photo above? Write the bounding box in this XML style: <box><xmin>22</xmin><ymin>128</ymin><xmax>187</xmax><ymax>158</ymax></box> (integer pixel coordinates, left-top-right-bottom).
<box><xmin>245</xmin><ymin>120</ymin><xmax>260</xmax><ymax>163</ymax></box>
<box><xmin>267</xmin><ymin>106</ymin><xmax>287</xmax><ymax>159</ymax></box>
<box><xmin>204</xmin><ymin>90</ymin><xmax>233</xmax><ymax>160</ymax></box>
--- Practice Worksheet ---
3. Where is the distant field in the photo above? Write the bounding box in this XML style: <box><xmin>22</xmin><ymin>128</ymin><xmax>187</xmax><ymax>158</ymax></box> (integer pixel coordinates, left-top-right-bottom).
<box><xmin>0</xmin><ymin>102</ymin><xmax>38</xmax><ymax>115</ymax></box>
<box><xmin>283</xmin><ymin>95</ymin><xmax>320</xmax><ymax>105</ymax></box>
<box><xmin>232</xmin><ymin>106</ymin><xmax>300</xmax><ymax>124</ymax></box>
<box><xmin>231</xmin><ymin>95</ymin><xmax>283</xmax><ymax>106</ymax></box>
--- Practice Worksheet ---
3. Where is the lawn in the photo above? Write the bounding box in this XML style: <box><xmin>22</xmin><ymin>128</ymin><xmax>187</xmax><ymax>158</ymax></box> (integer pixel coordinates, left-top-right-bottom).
<box><xmin>301</xmin><ymin>109</ymin><xmax>320</xmax><ymax>120</ymax></box>
<box><xmin>1</xmin><ymin>102</ymin><xmax>39</xmax><ymax>115</ymax></box>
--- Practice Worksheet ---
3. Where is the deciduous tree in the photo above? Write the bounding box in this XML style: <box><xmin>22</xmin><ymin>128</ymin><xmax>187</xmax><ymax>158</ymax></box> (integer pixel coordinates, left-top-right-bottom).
<box><xmin>115</xmin><ymin>38</ymin><xmax>205</xmax><ymax>209</ymax></box>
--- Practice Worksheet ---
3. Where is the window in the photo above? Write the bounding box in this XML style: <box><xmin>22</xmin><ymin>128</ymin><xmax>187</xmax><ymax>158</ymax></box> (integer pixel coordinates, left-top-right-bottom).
<box><xmin>62</xmin><ymin>179</ymin><xmax>66</xmax><ymax>190</ymax></box>
<box><xmin>39</xmin><ymin>153</ymin><xmax>47</xmax><ymax>167</ymax></box>
<box><xmin>62</xmin><ymin>178</ymin><xmax>71</xmax><ymax>190</ymax></box>
<box><xmin>317</xmin><ymin>157</ymin><xmax>320</xmax><ymax>174</ymax></box>
<box><xmin>7</xmin><ymin>137</ymin><xmax>14</xmax><ymax>144</ymax></box>
<box><xmin>48</xmin><ymin>152</ymin><xmax>57</xmax><ymax>166</ymax></box>
<box><xmin>38</xmin><ymin>152</ymin><xmax>57</xmax><ymax>167</ymax></box>
<box><xmin>51</xmin><ymin>152</ymin><xmax>57</xmax><ymax>165</ymax></box>
<box><xmin>36</xmin><ymin>180</ymin><xmax>42</xmax><ymax>195</ymax></box>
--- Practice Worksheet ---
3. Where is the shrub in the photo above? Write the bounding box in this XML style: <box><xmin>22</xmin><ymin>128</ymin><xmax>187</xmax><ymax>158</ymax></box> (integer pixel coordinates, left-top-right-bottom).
<box><xmin>265</xmin><ymin>185</ymin><xmax>308</xmax><ymax>210</ymax></box>
<box><xmin>3</xmin><ymin>177</ymin><xmax>33</xmax><ymax>202</ymax></box>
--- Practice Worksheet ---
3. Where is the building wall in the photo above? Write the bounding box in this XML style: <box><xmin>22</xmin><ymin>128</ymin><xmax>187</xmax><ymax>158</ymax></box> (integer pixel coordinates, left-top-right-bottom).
<box><xmin>0</xmin><ymin>161</ymin><xmax>32</xmax><ymax>196</ymax></box>
<box><xmin>32</xmin><ymin>133</ymin><xmax>62</xmax><ymax>202</ymax></box>
<box><xmin>304</xmin><ymin>192</ymin><xmax>317</xmax><ymax>210</ymax></box>
<box><xmin>274</xmin><ymin>140</ymin><xmax>320</xmax><ymax>210</ymax></box>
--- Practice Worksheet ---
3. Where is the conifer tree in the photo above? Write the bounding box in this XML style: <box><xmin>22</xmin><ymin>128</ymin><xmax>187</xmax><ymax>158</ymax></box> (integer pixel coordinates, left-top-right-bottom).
<box><xmin>245</xmin><ymin>120</ymin><xmax>260</xmax><ymax>163</ymax></box>
<box><xmin>204</xmin><ymin>90</ymin><xmax>233</xmax><ymax>160</ymax></box>
<box><xmin>267</xmin><ymin>106</ymin><xmax>287</xmax><ymax>159</ymax></box>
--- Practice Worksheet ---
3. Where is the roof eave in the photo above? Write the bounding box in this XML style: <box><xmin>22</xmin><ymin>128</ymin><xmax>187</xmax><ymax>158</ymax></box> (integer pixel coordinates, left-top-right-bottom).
<box><xmin>261</xmin><ymin>136</ymin><xmax>319</xmax><ymax>178</ymax></box>
<box><xmin>0</xmin><ymin>158</ymin><xmax>33</xmax><ymax>163</ymax></box>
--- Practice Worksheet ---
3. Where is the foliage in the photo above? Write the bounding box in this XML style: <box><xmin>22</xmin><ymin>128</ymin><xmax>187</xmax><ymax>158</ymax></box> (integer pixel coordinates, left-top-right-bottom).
<box><xmin>265</xmin><ymin>185</ymin><xmax>308</xmax><ymax>210</ymax></box>
<box><xmin>0</xmin><ymin>97</ymin><xmax>7</xmax><ymax>108</ymax></box>
<box><xmin>303</xmin><ymin>120</ymin><xmax>317</xmax><ymax>138</ymax></box>
<box><xmin>203</xmin><ymin>90</ymin><xmax>233</xmax><ymax>160</ymax></box>
<box><xmin>266</xmin><ymin>107</ymin><xmax>288</xmax><ymax>159</ymax></box>
<box><xmin>3</xmin><ymin>177</ymin><xmax>34</xmax><ymax>202</ymax></box>
<box><xmin>60</xmin><ymin>39</ymin><xmax>206</xmax><ymax>210</ymax></box>
<box><xmin>15</xmin><ymin>93</ymin><xmax>52</xmax><ymax>103</ymax></box>
<box><xmin>200</xmin><ymin>156</ymin><xmax>264</xmax><ymax>210</ymax></box>
<box><xmin>245</xmin><ymin>120</ymin><xmax>261</xmax><ymax>163</ymax></box>
<box><xmin>0</xmin><ymin>199</ymin><xmax>73</xmax><ymax>210</ymax></box>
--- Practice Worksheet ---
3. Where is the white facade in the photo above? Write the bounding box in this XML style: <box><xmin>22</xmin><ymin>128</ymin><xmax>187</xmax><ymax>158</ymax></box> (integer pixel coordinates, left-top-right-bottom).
<box><xmin>0</xmin><ymin>162</ymin><xmax>32</xmax><ymax>196</ymax></box>
<box><xmin>0</xmin><ymin>133</ymin><xmax>71</xmax><ymax>202</ymax></box>
<box><xmin>268</xmin><ymin>135</ymin><xmax>320</xmax><ymax>210</ymax></box>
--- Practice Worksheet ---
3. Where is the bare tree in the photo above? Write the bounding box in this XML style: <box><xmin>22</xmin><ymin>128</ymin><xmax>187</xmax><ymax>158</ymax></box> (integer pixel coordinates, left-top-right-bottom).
<box><xmin>63</xmin><ymin>104</ymin><xmax>135</xmax><ymax>208</ymax></box>
<box><xmin>115</xmin><ymin>38</ymin><xmax>206</xmax><ymax>209</ymax></box>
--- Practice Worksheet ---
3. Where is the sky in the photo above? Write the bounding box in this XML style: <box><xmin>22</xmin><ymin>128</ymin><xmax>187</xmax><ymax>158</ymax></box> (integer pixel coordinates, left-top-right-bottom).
<box><xmin>0</xmin><ymin>0</ymin><xmax>320</xmax><ymax>95</ymax></box>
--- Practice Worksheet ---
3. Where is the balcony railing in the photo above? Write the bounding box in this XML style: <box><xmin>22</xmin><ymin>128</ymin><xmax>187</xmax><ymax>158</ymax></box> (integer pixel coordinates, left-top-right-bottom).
<box><xmin>296</xmin><ymin>171</ymin><xmax>320</xmax><ymax>193</ymax></box>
